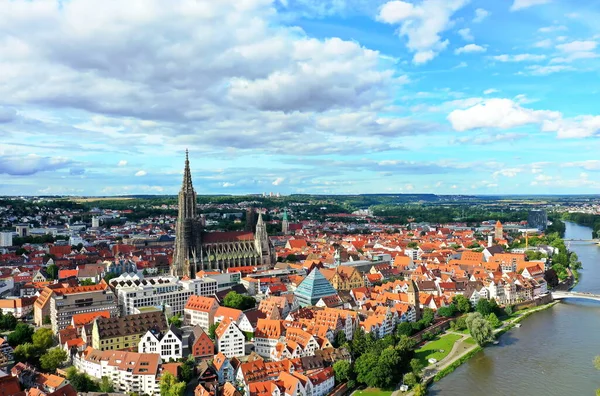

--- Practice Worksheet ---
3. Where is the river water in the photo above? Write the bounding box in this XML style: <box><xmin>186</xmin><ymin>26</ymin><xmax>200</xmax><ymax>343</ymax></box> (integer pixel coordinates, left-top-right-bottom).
<box><xmin>429</xmin><ymin>221</ymin><xmax>600</xmax><ymax>396</ymax></box>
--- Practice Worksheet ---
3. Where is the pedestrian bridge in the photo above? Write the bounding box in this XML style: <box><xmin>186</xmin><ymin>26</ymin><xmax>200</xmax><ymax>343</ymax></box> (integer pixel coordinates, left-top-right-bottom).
<box><xmin>552</xmin><ymin>291</ymin><xmax>600</xmax><ymax>302</ymax></box>
<box><xmin>563</xmin><ymin>239</ymin><xmax>599</xmax><ymax>243</ymax></box>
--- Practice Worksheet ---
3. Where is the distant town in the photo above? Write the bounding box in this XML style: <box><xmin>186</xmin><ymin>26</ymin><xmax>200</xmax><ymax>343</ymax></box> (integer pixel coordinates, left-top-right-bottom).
<box><xmin>0</xmin><ymin>167</ymin><xmax>599</xmax><ymax>396</ymax></box>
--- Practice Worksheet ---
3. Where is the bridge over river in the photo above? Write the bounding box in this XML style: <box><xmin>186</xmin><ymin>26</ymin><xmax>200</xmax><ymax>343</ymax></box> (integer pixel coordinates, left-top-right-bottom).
<box><xmin>563</xmin><ymin>239</ymin><xmax>600</xmax><ymax>243</ymax></box>
<box><xmin>552</xmin><ymin>291</ymin><xmax>600</xmax><ymax>302</ymax></box>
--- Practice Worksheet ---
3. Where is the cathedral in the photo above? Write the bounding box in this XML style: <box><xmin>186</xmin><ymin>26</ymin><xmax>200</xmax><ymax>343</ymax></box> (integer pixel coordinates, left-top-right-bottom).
<box><xmin>171</xmin><ymin>151</ymin><xmax>276</xmax><ymax>278</ymax></box>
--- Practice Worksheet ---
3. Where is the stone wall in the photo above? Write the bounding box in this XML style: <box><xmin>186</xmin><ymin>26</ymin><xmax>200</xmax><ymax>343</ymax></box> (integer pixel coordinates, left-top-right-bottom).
<box><xmin>512</xmin><ymin>294</ymin><xmax>554</xmax><ymax>311</ymax></box>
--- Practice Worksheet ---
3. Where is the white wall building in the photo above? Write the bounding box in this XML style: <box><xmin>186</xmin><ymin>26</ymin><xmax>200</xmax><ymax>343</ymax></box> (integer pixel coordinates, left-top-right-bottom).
<box><xmin>0</xmin><ymin>232</ymin><xmax>12</xmax><ymax>247</ymax></box>
<box><xmin>115</xmin><ymin>276</ymin><xmax>217</xmax><ymax>316</ymax></box>
<box><xmin>215</xmin><ymin>317</ymin><xmax>245</xmax><ymax>358</ymax></box>
<box><xmin>75</xmin><ymin>349</ymin><xmax>161</xmax><ymax>395</ymax></box>
<box><xmin>138</xmin><ymin>326</ymin><xmax>183</xmax><ymax>361</ymax></box>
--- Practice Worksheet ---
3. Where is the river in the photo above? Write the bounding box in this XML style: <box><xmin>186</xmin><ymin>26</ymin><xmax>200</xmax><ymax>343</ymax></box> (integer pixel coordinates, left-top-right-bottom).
<box><xmin>429</xmin><ymin>221</ymin><xmax>600</xmax><ymax>395</ymax></box>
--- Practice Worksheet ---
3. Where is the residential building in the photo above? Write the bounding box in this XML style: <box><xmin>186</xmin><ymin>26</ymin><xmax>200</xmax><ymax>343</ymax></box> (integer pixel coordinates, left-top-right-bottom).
<box><xmin>184</xmin><ymin>295</ymin><xmax>219</xmax><ymax>331</ymax></box>
<box><xmin>75</xmin><ymin>349</ymin><xmax>160</xmax><ymax>395</ymax></box>
<box><xmin>321</xmin><ymin>266</ymin><xmax>365</xmax><ymax>291</ymax></box>
<box><xmin>254</xmin><ymin>319</ymin><xmax>286</xmax><ymax>358</ymax></box>
<box><xmin>215</xmin><ymin>317</ymin><xmax>245</xmax><ymax>358</ymax></box>
<box><xmin>213</xmin><ymin>352</ymin><xmax>235</xmax><ymax>384</ymax></box>
<box><xmin>190</xmin><ymin>326</ymin><xmax>215</xmax><ymax>359</ymax></box>
<box><xmin>139</xmin><ymin>325</ymin><xmax>184</xmax><ymax>361</ymax></box>
<box><xmin>0</xmin><ymin>232</ymin><xmax>12</xmax><ymax>247</ymax></box>
<box><xmin>90</xmin><ymin>311</ymin><xmax>168</xmax><ymax>351</ymax></box>
<box><xmin>35</xmin><ymin>283</ymin><xmax>118</xmax><ymax>333</ymax></box>
<box><xmin>0</xmin><ymin>297</ymin><xmax>36</xmax><ymax>318</ymax></box>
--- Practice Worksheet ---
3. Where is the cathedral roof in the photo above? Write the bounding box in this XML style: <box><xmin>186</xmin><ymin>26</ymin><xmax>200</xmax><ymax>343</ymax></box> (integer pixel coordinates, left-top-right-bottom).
<box><xmin>202</xmin><ymin>231</ymin><xmax>254</xmax><ymax>243</ymax></box>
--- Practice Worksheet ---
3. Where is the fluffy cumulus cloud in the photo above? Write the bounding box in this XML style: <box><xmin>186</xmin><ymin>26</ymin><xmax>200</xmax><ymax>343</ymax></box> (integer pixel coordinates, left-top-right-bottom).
<box><xmin>448</xmin><ymin>98</ymin><xmax>600</xmax><ymax>139</ymax></box>
<box><xmin>511</xmin><ymin>0</ymin><xmax>552</xmax><ymax>11</ymax></box>
<box><xmin>455</xmin><ymin>44</ymin><xmax>486</xmax><ymax>55</ymax></box>
<box><xmin>0</xmin><ymin>0</ymin><xmax>396</xmax><ymax>117</ymax></box>
<box><xmin>473</xmin><ymin>8</ymin><xmax>490</xmax><ymax>23</ymax></box>
<box><xmin>134</xmin><ymin>170</ymin><xmax>147</xmax><ymax>177</ymax></box>
<box><xmin>0</xmin><ymin>153</ymin><xmax>72</xmax><ymax>175</ymax></box>
<box><xmin>447</xmin><ymin>98</ymin><xmax>559</xmax><ymax>131</ymax></box>
<box><xmin>378</xmin><ymin>0</ymin><xmax>468</xmax><ymax>64</ymax></box>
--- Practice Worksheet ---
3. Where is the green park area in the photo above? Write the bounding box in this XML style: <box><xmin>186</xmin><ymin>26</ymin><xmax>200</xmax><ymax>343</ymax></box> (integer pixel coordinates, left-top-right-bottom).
<box><xmin>415</xmin><ymin>333</ymin><xmax>462</xmax><ymax>366</ymax></box>
<box><xmin>354</xmin><ymin>388</ymin><xmax>393</xmax><ymax>396</ymax></box>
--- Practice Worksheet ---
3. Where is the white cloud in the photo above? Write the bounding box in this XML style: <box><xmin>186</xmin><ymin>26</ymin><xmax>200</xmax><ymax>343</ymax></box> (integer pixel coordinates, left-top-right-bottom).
<box><xmin>458</xmin><ymin>28</ymin><xmax>473</xmax><ymax>41</ymax></box>
<box><xmin>455</xmin><ymin>44</ymin><xmax>486</xmax><ymax>54</ymax></box>
<box><xmin>556</xmin><ymin>40</ymin><xmax>597</xmax><ymax>53</ymax></box>
<box><xmin>484</xmin><ymin>89</ymin><xmax>499</xmax><ymax>95</ymax></box>
<box><xmin>378</xmin><ymin>0</ymin><xmax>469</xmax><ymax>64</ymax></box>
<box><xmin>447</xmin><ymin>98</ymin><xmax>560</xmax><ymax>131</ymax></box>
<box><xmin>494</xmin><ymin>168</ymin><xmax>522</xmax><ymax>178</ymax></box>
<box><xmin>134</xmin><ymin>170</ymin><xmax>147</xmax><ymax>177</ymax></box>
<box><xmin>535</xmin><ymin>174</ymin><xmax>553</xmax><ymax>181</ymax></box>
<box><xmin>448</xmin><ymin>97</ymin><xmax>600</xmax><ymax>139</ymax></box>
<box><xmin>538</xmin><ymin>25</ymin><xmax>567</xmax><ymax>33</ymax></box>
<box><xmin>511</xmin><ymin>0</ymin><xmax>551</xmax><ymax>11</ymax></box>
<box><xmin>117</xmin><ymin>160</ymin><xmax>127</xmax><ymax>167</ymax></box>
<box><xmin>562</xmin><ymin>160</ymin><xmax>600</xmax><ymax>171</ymax></box>
<box><xmin>473</xmin><ymin>8</ymin><xmax>490</xmax><ymax>23</ymax></box>
<box><xmin>492</xmin><ymin>53</ymin><xmax>546</xmax><ymax>62</ymax></box>
<box><xmin>221</xmin><ymin>182</ymin><xmax>235</xmax><ymax>187</ymax></box>
<box><xmin>525</xmin><ymin>64</ymin><xmax>575</xmax><ymax>75</ymax></box>
<box><xmin>272</xmin><ymin>177</ymin><xmax>285</xmax><ymax>186</ymax></box>
<box><xmin>534</xmin><ymin>39</ymin><xmax>553</xmax><ymax>48</ymax></box>
<box><xmin>541</xmin><ymin>116</ymin><xmax>600</xmax><ymax>138</ymax></box>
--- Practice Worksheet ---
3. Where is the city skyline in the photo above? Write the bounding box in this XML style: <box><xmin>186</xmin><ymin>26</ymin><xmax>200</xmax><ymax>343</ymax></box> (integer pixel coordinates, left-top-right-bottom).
<box><xmin>1</xmin><ymin>0</ymin><xmax>600</xmax><ymax>196</ymax></box>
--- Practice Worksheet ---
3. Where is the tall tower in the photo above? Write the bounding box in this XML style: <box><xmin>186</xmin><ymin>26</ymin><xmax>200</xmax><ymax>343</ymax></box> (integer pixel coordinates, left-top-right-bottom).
<box><xmin>254</xmin><ymin>212</ymin><xmax>272</xmax><ymax>266</ymax></box>
<box><xmin>172</xmin><ymin>151</ymin><xmax>202</xmax><ymax>278</ymax></box>
<box><xmin>281</xmin><ymin>210</ymin><xmax>289</xmax><ymax>235</ymax></box>
<box><xmin>495</xmin><ymin>220</ymin><xmax>503</xmax><ymax>240</ymax></box>
<box><xmin>406</xmin><ymin>279</ymin><xmax>421</xmax><ymax>321</ymax></box>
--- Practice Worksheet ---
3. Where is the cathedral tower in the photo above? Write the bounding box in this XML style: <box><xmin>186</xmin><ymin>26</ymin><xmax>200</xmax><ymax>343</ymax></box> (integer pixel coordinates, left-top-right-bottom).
<box><xmin>172</xmin><ymin>151</ymin><xmax>202</xmax><ymax>278</ymax></box>
<box><xmin>281</xmin><ymin>210</ymin><xmax>289</xmax><ymax>235</ymax></box>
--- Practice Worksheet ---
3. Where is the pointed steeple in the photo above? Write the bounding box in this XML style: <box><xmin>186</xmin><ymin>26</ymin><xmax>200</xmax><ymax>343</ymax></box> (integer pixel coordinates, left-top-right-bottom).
<box><xmin>182</xmin><ymin>149</ymin><xmax>194</xmax><ymax>192</ymax></box>
<box><xmin>282</xmin><ymin>210</ymin><xmax>288</xmax><ymax>222</ymax></box>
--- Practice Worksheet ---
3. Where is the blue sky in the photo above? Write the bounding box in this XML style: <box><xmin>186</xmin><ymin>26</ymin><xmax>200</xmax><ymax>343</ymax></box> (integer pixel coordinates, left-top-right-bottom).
<box><xmin>1</xmin><ymin>0</ymin><xmax>600</xmax><ymax>196</ymax></box>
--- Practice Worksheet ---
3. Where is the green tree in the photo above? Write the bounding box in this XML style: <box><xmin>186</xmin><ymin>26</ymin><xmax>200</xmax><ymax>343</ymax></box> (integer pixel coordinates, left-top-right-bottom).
<box><xmin>0</xmin><ymin>312</ymin><xmax>17</xmax><ymax>331</ymax></box>
<box><xmin>354</xmin><ymin>352</ymin><xmax>379</xmax><ymax>387</ymax></box>
<box><xmin>469</xmin><ymin>317</ymin><xmax>494</xmax><ymax>346</ymax></box>
<box><xmin>168</xmin><ymin>314</ymin><xmax>183</xmax><ymax>328</ymax></box>
<box><xmin>66</xmin><ymin>366</ymin><xmax>99</xmax><ymax>392</ymax></box>
<box><xmin>476</xmin><ymin>299</ymin><xmax>494</xmax><ymax>316</ymax></box>
<box><xmin>223</xmin><ymin>291</ymin><xmax>256</xmax><ymax>310</ymax></box>
<box><xmin>504</xmin><ymin>305</ymin><xmax>514</xmax><ymax>317</ymax></box>
<box><xmin>180</xmin><ymin>356</ymin><xmax>196</xmax><ymax>382</ymax></box>
<box><xmin>43</xmin><ymin>316</ymin><xmax>52</xmax><ymax>325</ymax></box>
<box><xmin>332</xmin><ymin>360</ymin><xmax>351</xmax><ymax>384</ymax></box>
<box><xmin>13</xmin><ymin>343</ymin><xmax>39</xmax><ymax>363</ymax></box>
<box><xmin>159</xmin><ymin>371</ymin><xmax>185</xmax><ymax>396</ymax></box>
<box><xmin>99</xmin><ymin>376</ymin><xmax>115</xmax><ymax>393</ymax></box>
<box><xmin>351</xmin><ymin>328</ymin><xmax>368</xmax><ymax>357</ymax></box>
<box><xmin>410</xmin><ymin>358</ymin><xmax>424</xmax><ymax>375</ymax></box>
<box><xmin>487</xmin><ymin>313</ymin><xmax>501</xmax><ymax>328</ymax></box>
<box><xmin>396</xmin><ymin>322</ymin><xmax>414</xmax><ymax>337</ymax></box>
<box><xmin>452</xmin><ymin>294</ymin><xmax>472</xmax><ymax>314</ymax></box>
<box><xmin>465</xmin><ymin>312</ymin><xmax>483</xmax><ymax>333</ymax></box>
<box><xmin>40</xmin><ymin>348</ymin><xmax>68</xmax><ymax>372</ymax></box>
<box><xmin>46</xmin><ymin>264</ymin><xmax>59</xmax><ymax>280</ymax></box>
<box><xmin>80</xmin><ymin>279</ymin><xmax>95</xmax><ymax>286</ymax></box>
<box><xmin>208</xmin><ymin>323</ymin><xmax>220</xmax><ymax>340</ymax></box>
<box><xmin>333</xmin><ymin>330</ymin><xmax>347</xmax><ymax>348</ymax></box>
<box><xmin>33</xmin><ymin>327</ymin><xmax>55</xmax><ymax>350</ymax></box>
<box><xmin>8</xmin><ymin>323</ymin><xmax>34</xmax><ymax>347</ymax></box>
<box><xmin>285</xmin><ymin>254</ymin><xmax>298</xmax><ymax>262</ymax></box>
<box><xmin>403</xmin><ymin>372</ymin><xmax>417</xmax><ymax>387</ymax></box>
<box><xmin>450</xmin><ymin>316</ymin><xmax>467</xmax><ymax>331</ymax></box>
<box><xmin>413</xmin><ymin>383</ymin><xmax>427</xmax><ymax>396</ymax></box>
<box><xmin>437</xmin><ymin>304</ymin><xmax>457</xmax><ymax>317</ymax></box>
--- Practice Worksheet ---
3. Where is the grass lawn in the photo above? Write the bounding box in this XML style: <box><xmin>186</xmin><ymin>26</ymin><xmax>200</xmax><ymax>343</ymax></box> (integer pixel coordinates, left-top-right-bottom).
<box><xmin>464</xmin><ymin>337</ymin><xmax>476</xmax><ymax>345</ymax></box>
<box><xmin>354</xmin><ymin>388</ymin><xmax>393</xmax><ymax>396</ymax></box>
<box><xmin>415</xmin><ymin>333</ymin><xmax>462</xmax><ymax>366</ymax></box>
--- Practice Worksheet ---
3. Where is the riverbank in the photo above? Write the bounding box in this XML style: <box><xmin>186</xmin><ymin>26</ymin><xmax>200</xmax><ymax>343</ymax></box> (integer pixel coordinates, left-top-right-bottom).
<box><xmin>405</xmin><ymin>300</ymin><xmax>560</xmax><ymax>394</ymax></box>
